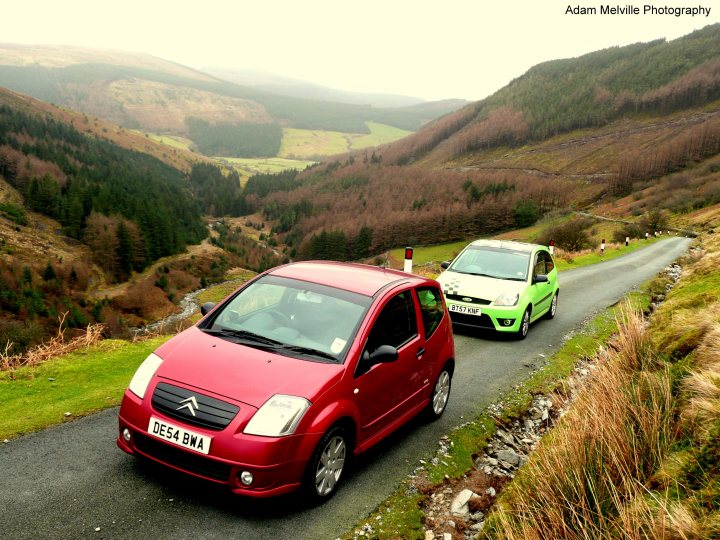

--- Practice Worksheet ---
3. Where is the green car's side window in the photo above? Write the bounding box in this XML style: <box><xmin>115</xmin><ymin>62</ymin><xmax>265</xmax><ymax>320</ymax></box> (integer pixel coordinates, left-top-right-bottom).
<box><xmin>545</xmin><ymin>252</ymin><xmax>555</xmax><ymax>273</ymax></box>
<box><xmin>533</xmin><ymin>251</ymin><xmax>555</xmax><ymax>277</ymax></box>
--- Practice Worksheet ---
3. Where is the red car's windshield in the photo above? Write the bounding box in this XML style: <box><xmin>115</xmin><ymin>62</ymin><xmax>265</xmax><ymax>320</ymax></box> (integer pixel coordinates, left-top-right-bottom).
<box><xmin>201</xmin><ymin>275</ymin><xmax>372</xmax><ymax>362</ymax></box>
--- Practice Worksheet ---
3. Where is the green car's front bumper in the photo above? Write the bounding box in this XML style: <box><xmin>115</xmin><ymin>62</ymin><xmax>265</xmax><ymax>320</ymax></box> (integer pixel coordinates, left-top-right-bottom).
<box><xmin>446</xmin><ymin>302</ymin><xmax>523</xmax><ymax>333</ymax></box>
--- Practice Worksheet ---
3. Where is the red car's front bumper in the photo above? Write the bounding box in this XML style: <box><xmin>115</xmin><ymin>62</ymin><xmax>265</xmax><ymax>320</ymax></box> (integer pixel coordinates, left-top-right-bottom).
<box><xmin>117</xmin><ymin>390</ymin><xmax>323</xmax><ymax>498</ymax></box>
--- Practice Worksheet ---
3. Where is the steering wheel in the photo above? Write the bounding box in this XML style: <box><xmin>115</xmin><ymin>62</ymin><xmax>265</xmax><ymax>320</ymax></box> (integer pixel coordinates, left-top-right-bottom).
<box><xmin>267</xmin><ymin>310</ymin><xmax>292</xmax><ymax>327</ymax></box>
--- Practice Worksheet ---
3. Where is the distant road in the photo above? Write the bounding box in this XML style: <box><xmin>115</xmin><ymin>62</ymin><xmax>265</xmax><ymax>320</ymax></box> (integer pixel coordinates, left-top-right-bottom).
<box><xmin>0</xmin><ymin>237</ymin><xmax>692</xmax><ymax>540</ymax></box>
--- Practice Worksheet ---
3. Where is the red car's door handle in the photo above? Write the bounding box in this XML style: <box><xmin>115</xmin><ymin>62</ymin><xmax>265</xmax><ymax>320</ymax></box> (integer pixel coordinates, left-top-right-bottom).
<box><xmin>416</xmin><ymin>347</ymin><xmax>426</xmax><ymax>359</ymax></box>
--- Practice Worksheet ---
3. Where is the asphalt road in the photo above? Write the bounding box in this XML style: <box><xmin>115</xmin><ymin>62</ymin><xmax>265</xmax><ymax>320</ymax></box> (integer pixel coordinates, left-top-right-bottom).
<box><xmin>0</xmin><ymin>237</ymin><xmax>692</xmax><ymax>540</ymax></box>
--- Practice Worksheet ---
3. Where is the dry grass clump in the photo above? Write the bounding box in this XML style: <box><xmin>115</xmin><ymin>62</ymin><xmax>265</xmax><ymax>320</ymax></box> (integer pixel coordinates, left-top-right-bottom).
<box><xmin>480</xmin><ymin>299</ymin><xmax>720</xmax><ymax>539</ymax></box>
<box><xmin>652</xmin><ymin>306</ymin><xmax>720</xmax><ymax>360</ymax></box>
<box><xmin>650</xmin><ymin>241</ymin><xmax>720</xmax><ymax>358</ymax></box>
<box><xmin>0</xmin><ymin>312</ymin><xmax>104</xmax><ymax>372</ymax></box>
<box><xmin>483</xmin><ymin>306</ymin><xmax>677</xmax><ymax>538</ymax></box>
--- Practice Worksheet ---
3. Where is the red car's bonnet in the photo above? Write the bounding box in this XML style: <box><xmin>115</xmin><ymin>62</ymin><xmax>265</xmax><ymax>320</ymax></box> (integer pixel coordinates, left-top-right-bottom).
<box><xmin>152</xmin><ymin>326</ymin><xmax>345</xmax><ymax>408</ymax></box>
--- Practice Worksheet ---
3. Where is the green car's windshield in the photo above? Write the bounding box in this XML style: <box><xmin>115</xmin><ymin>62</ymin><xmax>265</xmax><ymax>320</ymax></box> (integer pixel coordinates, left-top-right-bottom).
<box><xmin>201</xmin><ymin>275</ymin><xmax>372</xmax><ymax>362</ymax></box>
<box><xmin>449</xmin><ymin>246</ymin><xmax>531</xmax><ymax>281</ymax></box>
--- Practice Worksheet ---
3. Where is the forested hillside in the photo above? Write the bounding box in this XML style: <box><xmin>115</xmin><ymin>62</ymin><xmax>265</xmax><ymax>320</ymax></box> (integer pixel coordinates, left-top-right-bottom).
<box><xmin>241</xmin><ymin>24</ymin><xmax>720</xmax><ymax>258</ymax></box>
<box><xmin>0</xmin><ymin>46</ymin><xmax>463</xmax><ymax>159</ymax></box>
<box><xmin>0</xmin><ymin>88</ymin><xmax>278</xmax><ymax>353</ymax></box>
<box><xmin>381</xmin><ymin>23</ymin><xmax>720</xmax><ymax>165</ymax></box>
<box><xmin>0</xmin><ymin>102</ymin><xmax>206</xmax><ymax>271</ymax></box>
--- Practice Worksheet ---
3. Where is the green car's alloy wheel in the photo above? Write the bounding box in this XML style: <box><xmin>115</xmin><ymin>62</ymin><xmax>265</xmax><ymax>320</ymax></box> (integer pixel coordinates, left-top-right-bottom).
<box><xmin>518</xmin><ymin>308</ymin><xmax>531</xmax><ymax>339</ymax></box>
<box><xmin>547</xmin><ymin>293</ymin><xmax>558</xmax><ymax>319</ymax></box>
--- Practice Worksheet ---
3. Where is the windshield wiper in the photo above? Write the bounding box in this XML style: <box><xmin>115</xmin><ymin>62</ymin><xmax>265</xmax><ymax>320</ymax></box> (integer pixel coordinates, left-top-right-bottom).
<box><xmin>203</xmin><ymin>328</ymin><xmax>283</xmax><ymax>346</ymax></box>
<box><xmin>203</xmin><ymin>328</ymin><xmax>338</xmax><ymax>361</ymax></box>
<box><xmin>465</xmin><ymin>272</ymin><xmax>495</xmax><ymax>278</ymax></box>
<box><xmin>276</xmin><ymin>344</ymin><xmax>338</xmax><ymax>361</ymax></box>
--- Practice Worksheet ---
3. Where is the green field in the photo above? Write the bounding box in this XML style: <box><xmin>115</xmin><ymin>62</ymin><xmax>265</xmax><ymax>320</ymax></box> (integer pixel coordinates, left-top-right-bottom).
<box><xmin>390</xmin><ymin>240</ymin><xmax>470</xmax><ymax>267</ymax></box>
<box><xmin>214</xmin><ymin>156</ymin><xmax>315</xmax><ymax>182</ymax></box>
<box><xmin>278</xmin><ymin>122</ymin><xmax>412</xmax><ymax>159</ymax></box>
<box><xmin>279</xmin><ymin>127</ymin><xmax>350</xmax><ymax>158</ymax></box>
<box><xmin>349</xmin><ymin>122</ymin><xmax>412</xmax><ymax>150</ymax></box>
<box><xmin>138</xmin><ymin>122</ymin><xmax>411</xmax><ymax>167</ymax></box>
<box><xmin>141</xmin><ymin>132</ymin><xmax>195</xmax><ymax>150</ymax></box>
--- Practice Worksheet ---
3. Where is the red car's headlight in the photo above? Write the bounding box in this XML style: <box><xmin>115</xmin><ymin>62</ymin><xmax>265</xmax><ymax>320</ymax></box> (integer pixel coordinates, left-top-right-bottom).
<box><xmin>244</xmin><ymin>394</ymin><xmax>310</xmax><ymax>437</ymax></box>
<box><xmin>128</xmin><ymin>353</ymin><xmax>163</xmax><ymax>399</ymax></box>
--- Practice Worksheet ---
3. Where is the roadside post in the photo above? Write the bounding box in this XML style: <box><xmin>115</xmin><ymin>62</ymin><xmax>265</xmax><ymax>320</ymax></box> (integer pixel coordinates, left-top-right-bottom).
<box><xmin>645</xmin><ymin>232</ymin><xmax>649</xmax><ymax>240</ymax></box>
<box><xmin>549</xmin><ymin>239</ymin><xmax>554</xmax><ymax>255</ymax></box>
<box><xmin>625</xmin><ymin>236</ymin><xmax>629</xmax><ymax>247</ymax></box>
<box><xmin>403</xmin><ymin>247</ymin><xmax>413</xmax><ymax>274</ymax></box>
<box><xmin>600</xmin><ymin>239</ymin><xmax>606</xmax><ymax>256</ymax></box>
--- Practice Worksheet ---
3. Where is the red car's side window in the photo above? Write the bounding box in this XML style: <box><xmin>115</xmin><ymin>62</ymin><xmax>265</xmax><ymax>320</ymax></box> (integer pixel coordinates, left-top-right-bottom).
<box><xmin>366</xmin><ymin>291</ymin><xmax>417</xmax><ymax>351</ymax></box>
<box><xmin>416</xmin><ymin>286</ymin><xmax>444</xmax><ymax>339</ymax></box>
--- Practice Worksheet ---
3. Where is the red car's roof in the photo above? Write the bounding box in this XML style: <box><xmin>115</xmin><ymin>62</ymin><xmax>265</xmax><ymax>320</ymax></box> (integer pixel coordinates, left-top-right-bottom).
<box><xmin>268</xmin><ymin>261</ymin><xmax>426</xmax><ymax>297</ymax></box>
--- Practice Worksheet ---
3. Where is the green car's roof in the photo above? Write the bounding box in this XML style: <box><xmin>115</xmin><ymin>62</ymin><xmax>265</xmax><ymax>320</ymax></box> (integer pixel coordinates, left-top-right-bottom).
<box><xmin>467</xmin><ymin>239</ymin><xmax>544</xmax><ymax>253</ymax></box>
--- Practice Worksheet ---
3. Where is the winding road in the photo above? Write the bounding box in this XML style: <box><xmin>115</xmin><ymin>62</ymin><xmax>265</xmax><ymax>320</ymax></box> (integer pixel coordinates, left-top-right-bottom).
<box><xmin>0</xmin><ymin>237</ymin><xmax>692</xmax><ymax>540</ymax></box>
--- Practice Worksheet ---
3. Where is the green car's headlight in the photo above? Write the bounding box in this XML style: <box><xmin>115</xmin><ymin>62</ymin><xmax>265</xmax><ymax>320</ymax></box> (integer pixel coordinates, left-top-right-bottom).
<box><xmin>128</xmin><ymin>352</ymin><xmax>163</xmax><ymax>399</ymax></box>
<box><xmin>244</xmin><ymin>395</ymin><xmax>311</xmax><ymax>437</ymax></box>
<box><xmin>494</xmin><ymin>292</ymin><xmax>519</xmax><ymax>306</ymax></box>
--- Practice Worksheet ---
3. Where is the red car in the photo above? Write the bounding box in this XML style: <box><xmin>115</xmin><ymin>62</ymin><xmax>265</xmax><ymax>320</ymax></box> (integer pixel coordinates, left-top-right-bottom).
<box><xmin>117</xmin><ymin>261</ymin><xmax>455</xmax><ymax>501</ymax></box>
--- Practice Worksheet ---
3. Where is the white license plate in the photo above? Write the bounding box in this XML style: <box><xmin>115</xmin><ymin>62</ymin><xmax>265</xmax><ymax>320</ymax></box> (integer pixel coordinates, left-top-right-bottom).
<box><xmin>449</xmin><ymin>304</ymin><xmax>481</xmax><ymax>316</ymax></box>
<box><xmin>148</xmin><ymin>417</ymin><xmax>212</xmax><ymax>455</ymax></box>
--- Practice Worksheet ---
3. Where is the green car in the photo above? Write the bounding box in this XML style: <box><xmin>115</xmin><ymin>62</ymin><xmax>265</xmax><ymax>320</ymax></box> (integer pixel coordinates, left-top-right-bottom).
<box><xmin>436</xmin><ymin>239</ymin><xmax>559</xmax><ymax>339</ymax></box>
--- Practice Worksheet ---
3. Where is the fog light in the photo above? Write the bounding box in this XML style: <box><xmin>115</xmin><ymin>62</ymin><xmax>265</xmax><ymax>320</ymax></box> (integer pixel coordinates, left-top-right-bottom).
<box><xmin>239</xmin><ymin>471</ymin><xmax>254</xmax><ymax>486</ymax></box>
<box><xmin>499</xmin><ymin>318</ymin><xmax>515</xmax><ymax>327</ymax></box>
<box><xmin>122</xmin><ymin>428</ymin><xmax>132</xmax><ymax>443</ymax></box>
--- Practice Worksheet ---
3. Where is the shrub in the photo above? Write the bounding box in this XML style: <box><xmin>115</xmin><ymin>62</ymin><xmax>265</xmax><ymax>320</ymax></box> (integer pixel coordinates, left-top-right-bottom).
<box><xmin>0</xmin><ymin>319</ymin><xmax>47</xmax><ymax>356</ymax></box>
<box><xmin>639</xmin><ymin>209</ymin><xmax>670</xmax><ymax>234</ymax></box>
<box><xmin>513</xmin><ymin>199</ymin><xmax>540</xmax><ymax>228</ymax></box>
<box><xmin>536</xmin><ymin>218</ymin><xmax>593</xmax><ymax>251</ymax></box>
<box><xmin>612</xmin><ymin>222</ymin><xmax>644</xmax><ymax>243</ymax></box>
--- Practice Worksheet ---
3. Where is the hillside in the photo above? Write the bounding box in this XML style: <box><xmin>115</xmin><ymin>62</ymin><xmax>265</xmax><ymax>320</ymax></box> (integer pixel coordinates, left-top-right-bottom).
<box><xmin>382</xmin><ymin>23</ymin><xmax>720</xmax><ymax>167</ymax></box>
<box><xmin>203</xmin><ymin>67</ymin><xmax>428</xmax><ymax>108</ymax></box>
<box><xmin>244</xmin><ymin>24</ymin><xmax>720</xmax><ymax>259</ymax></box>
<box><xmin>0</xmin><ymin>45</ymin><xmax>463</xmax><ymax>159</ymax></box>
<box><xmin>2</xmin><ymin>24</ymin><xmax>719</xmax><ymax>357</ymax></box>
<box><xmin>0</xmin><ymin>87</ymin><xmax>205</xmax><ymax>172</ymax></box>
<box><xmin>0</xmin><ymin>86</ymin><xmax>280</xmax><ymax>353</ymax></box>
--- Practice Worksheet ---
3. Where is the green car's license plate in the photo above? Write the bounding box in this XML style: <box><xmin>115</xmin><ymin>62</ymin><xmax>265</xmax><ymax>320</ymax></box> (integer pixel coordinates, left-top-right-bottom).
<box><xmin>449</xmin><ymin>304</ymin><xmax>481</xmax><ymax>316</ymax></box>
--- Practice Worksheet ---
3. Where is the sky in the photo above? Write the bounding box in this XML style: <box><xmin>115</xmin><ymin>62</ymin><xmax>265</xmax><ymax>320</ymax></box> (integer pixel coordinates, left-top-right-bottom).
<box><xmin>3</xmin><ymin>0</ymin><xmax>719</xmax><ymax>102</ymax></box>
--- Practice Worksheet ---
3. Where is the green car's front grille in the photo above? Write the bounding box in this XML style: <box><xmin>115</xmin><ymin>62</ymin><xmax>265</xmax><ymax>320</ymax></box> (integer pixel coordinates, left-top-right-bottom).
<box><xmin>445</xmin><ymin>294</ymin><xmax>491</xmax><ymax>305</ymax></box>
<box><xmin>448</xmin><ymin>312</ymin><xmax>495</xmax><ymax>329</ymax></box>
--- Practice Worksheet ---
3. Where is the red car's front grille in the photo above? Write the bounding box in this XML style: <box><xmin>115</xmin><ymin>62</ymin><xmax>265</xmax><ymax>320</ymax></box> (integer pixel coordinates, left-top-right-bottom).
<box><xmin>151</xmin><ymin>382</ymin><xmax>240</xmax><ymax>431</ymax></box>
<box><xmin>134</xmin><ymin>432</ymin><xmax>232</xmax><ymax>482</ymax></box>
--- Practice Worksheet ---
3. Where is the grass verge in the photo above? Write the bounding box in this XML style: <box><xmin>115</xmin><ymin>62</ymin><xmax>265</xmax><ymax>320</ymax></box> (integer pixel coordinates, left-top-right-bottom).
<box><xmin>552</xmin><ymin>237</ymin><xmax>662</xmax><ymax>271</ymax></box>
<box><xmin>0</xmin><ymin>272</ymin><xmax>255</xmax><ymax>441</ymax></box>
<box><xmin>480</xmin><ymin>238</ymin><xmax>719</xmax><ymax>538</ymax></box>
<box><xmin>0</xmin><ymin>336</ymin><xmax>169</xmax><ymax>440</ymax></box>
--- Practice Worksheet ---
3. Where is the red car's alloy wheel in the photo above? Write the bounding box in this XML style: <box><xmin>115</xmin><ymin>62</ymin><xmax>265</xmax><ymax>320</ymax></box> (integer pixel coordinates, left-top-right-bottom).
<box><xmin>308</xmin><ymin>426</ymin><xmax>348</xmax><ymax>499</ymax></box>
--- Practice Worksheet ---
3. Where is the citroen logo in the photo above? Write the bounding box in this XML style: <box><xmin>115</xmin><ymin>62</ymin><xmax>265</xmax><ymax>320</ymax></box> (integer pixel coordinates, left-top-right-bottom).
<box><xmin>177</xmin><ymin>396</ymin><xmax>199</xmax><ymax>416</ymax></box>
